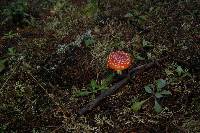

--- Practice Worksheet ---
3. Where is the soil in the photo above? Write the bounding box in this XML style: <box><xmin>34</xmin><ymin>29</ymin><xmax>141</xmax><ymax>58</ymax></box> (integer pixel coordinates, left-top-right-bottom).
<box><xmin>0</xmin><ymin>0</ymin><xmax>199</xmax><ymax>133</ymax></box>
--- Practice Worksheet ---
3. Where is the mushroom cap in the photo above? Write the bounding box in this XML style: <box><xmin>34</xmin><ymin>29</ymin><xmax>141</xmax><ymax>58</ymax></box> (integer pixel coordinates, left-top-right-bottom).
<box><xmin>107</xmin><ymin>51</ymin><xmax>132</xmax><ymax>71</ymax></box>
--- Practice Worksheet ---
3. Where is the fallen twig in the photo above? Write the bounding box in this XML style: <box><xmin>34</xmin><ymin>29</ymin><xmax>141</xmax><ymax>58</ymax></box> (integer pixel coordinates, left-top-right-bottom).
<box><xmin>78</xmin><ymin>57</ymin><xmax>167</xmax><ymax>115</ymax></box>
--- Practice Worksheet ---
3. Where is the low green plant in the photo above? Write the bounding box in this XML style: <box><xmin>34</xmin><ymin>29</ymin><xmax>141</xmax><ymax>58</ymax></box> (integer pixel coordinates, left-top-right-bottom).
<box><xmin>131</xmin><ymin>79</ymin><xmax>172</xmax><ymax>113</ymax></box>
<box><xmin>0</xmin><ymin>59</ymin><xmax>7</xmax><ymax>73</ymax></box>
<box><xmin>0</xmin><ymin>124</ymin><xmax>7</xmax><ymax>133</ymax></box>
<box><xmin>135</xmin><ymin>53</ymin><xmax>145</xmax><ymax>61</ymax></box>
<box><xmin>165</xmin><ymin>63</ymin><xmax>191</xmax><ymax>77</ymax></box>
<box><xmin>133</xmin><ymin>38</ymin><xmax>154</xmax><ymax>61</ymax></box>
<box><xmin>83</xmin><ymin>0</ymin><xmax>99</xmax><ymax>18</ymax></box>
<box><xmin>175</xmin><ymin>65</ymin><xmax>191</xmax><ymax>77</ymax></box>
<box><xmin>75</xmin><ymin>74</ymin><xmax>113</xmax><ymax>98</ymax></box>
<box><xmin>0</xmin><ymin>47</ymin><xmax>16</xmax><ymax>73</ymax></box>
<box><xmin>1</xmin><ymin>0</ymin><xmax>29</xmax><ymax>25</ymax></box>
<box><xmin>124</xmin><ymin>9</ymin><xmax>148</xmax><ymax>26</ymax></box>
<box><xmin>165</xmin><ymin>63</ymin><xmax>192</xmax><ymax>85</ymax></box>
<box><xmin>8</xmin><ymin>47</ymin><xmax>17</xmax><ymax>56</ymax></box>
<box><xmin>52</xmin><ymin>0</ymin><xmax>69</xmax><ymax>12</ymax></box>
<box><xmin>2</xmin><ymin>31</ymin><xmax>18</xmax><ymax>39</ymax></box>
<box><xmin>83</xmin><ymin>35</ymin><xmax>95</xmax><ymax>47</ymax></box>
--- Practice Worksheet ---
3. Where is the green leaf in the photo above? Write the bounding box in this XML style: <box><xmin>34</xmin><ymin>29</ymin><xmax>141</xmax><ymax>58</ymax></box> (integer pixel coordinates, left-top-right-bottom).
<box><xmin>139</xmin><ymin>15</ymin><xmax>147</xmax><ymax>21</ymax></box>
<box><xmin>160</xmin><ymin>90</ymin><xmax>172</xmax><ymax>95</ymax></box>
<box><xmin>147</xmin><ymin>52</ymin><xmax>152</xmax><ymax>60</ymax></box>
<box><xmin>98</xmin><ymin>81</ymin><xmax>108</xmax><ymax>91</ymax></box>
<box><xmin>84</xmin><ymin>1</ymin><xmax>98</xmax><ymax>17</ymax></box>
<box><xmin>104</xmin><ymin>74</ymin><xmax>114</xmax><ymax>83</ymax></box>
<box><xmin>124</xmin><ymin>13</ymin><xmax>133</xmax><ymax>18</ymax></box>
<box><xmin>156</xmin><ymin>79</ymin><xmax>167</xmax><ymax>91</ymax></box>
<box><xmin>165</xmin><ymin>69</ymin><xmax>174</xmax><ymax>76</ymax></box>
<box><xmin>90</xmin><ymin>0</ymin><xmax>97</xmax><ymax>5</ymax></box>
<box><xmin>84</xmin><ymin>37</ymin><xmax>95</xmax><ymax>46</ymax></box>
<box><xmin>144</xmin><ymin>85</ymin><xmax>153</xmax><ymax>94</ymax></box>
<box><xmin>176</xmin><ymin>66</ymin><xmax>184</xmax><ymax>76</ymax></box>
<box><xmin>90</xmin><ymin>80</ymin><xmax>98</xmax><ymax>90</ymax></box>
<box><xmin>131</xmin><ymin>100</ymin><xmax>147</xmax><ymax>112</ymax></box>
<box><xmin>75</xmin><ymin>91</ymin><xmax>90</xmax><ymax>97</ymax></box>
<box><xmin>182</xmin><ymin>72</ymin><xmax>192</xmax><ymax>78</ymax></box>
<box><xmin>98</xmin><ymin>86</ymin><xmax>108</xmax><ymax>93</ymax></box>
<box><xmin>97</xmin><ymin>74</ymin><xmax>113</xmax><ymax>91</ymax></box>
<box><xmin>154</xmin><ymin>100</ymin><xmax>162</xmax><ymax>113</ymax></box>
<box><xmin>0</xmin><ymin>59</ymin><xmax>6</xmax><ymax>72</ymax></box>
<box><xmin>155</xmin><ymin>92</ymin><xmax>163</xmax><ymax>98</ymax></box>
<box><xmin>142</xmin><ymin>39</ymin><xmax>153</xmax><ymax>47</ymax></box>
<box><xmin>8</xmin><ymin>47</ymin><xmax>16</xmax><ymax>55</ymax></box>
<box><xmin>135</xmin><ymin>53</ymin><xmax>145</xmax><ymax>60</ymax></box>
<box><xmin>84</xmin><ymin>35</ymin><xmax>95</xmax><ymax>46</ymax></box>
<box><xmin>0</xmin><ymin>124</ymin><xmax>7</xmax><ymax>133</ymax></box>
<box><xmin>149</xmin><ymin>7</ymin><xmax>154</xmax><ymax>12</ymax></box>
<box><xmin>133</xmin><ymin>9</ymin><xmax>140</xmax><ymax>16</ymax></box>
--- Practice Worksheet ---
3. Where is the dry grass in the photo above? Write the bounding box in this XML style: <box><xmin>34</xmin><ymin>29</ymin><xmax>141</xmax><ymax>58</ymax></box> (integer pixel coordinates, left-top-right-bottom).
<box><xmin>0</xmin><ymin>0</ymin><xmax>199</xmax><ymax>132</ymax></box>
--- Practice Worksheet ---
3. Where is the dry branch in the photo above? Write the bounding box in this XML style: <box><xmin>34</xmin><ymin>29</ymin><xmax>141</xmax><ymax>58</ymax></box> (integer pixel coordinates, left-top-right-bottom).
<box><xmin>78</xmin><ymin>58</ymin><xmax>167</xmax><ymax>115</ymax></box>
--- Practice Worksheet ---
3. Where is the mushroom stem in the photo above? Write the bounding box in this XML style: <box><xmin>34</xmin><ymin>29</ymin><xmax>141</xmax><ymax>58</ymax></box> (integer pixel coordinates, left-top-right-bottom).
<box><xmin>116</xmin><ymin>70</ymin><xmax>122</xmax><ymax>75</ymax></box>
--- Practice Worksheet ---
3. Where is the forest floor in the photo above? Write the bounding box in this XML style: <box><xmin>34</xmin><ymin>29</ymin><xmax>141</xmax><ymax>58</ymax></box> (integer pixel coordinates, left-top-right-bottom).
<box><xmin>0</xmin><ymin>0</ymin><xmax>200</xmax><ymax>133</ymax></box>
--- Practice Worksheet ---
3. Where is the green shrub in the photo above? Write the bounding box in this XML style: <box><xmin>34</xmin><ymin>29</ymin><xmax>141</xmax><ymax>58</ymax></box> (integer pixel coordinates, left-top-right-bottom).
<box><xmin>131</xmin><ymin>79</ymin><xmax>171</xmax><ymax>113</ymax></box>
<box><xmin>1</xmin><ymin>0</ymin><xmax>29</xmax><ymax>25</ymax></box>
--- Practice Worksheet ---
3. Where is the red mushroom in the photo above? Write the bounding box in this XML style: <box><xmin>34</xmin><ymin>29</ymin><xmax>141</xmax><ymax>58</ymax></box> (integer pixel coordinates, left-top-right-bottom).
<box><xmin>107</xmin><ymin>51</ymin><xmax>132</xmax><ymax>74</ymax></box>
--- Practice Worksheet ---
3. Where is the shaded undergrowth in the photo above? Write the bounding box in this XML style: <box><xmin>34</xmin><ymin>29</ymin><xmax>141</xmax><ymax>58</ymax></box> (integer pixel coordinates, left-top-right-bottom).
<box><xmin>0</xmin><ymin>0</ymin><xmax>200</xmax><ymax>132</ymax></box>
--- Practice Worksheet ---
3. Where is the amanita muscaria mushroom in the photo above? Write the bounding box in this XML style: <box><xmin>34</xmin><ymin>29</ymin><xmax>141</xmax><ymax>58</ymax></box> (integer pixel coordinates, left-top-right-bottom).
<box><xmin>107</xmin><ymin>51</ymin><xmax>132</xmax><ymax>74</ymax></box>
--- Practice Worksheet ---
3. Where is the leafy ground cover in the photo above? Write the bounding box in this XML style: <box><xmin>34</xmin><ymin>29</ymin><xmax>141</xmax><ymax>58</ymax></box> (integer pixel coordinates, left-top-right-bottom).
<box><xmin>0</xmin><ymin>0</ymin><xmax>200</xmax><ymax>132</ymax></box>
